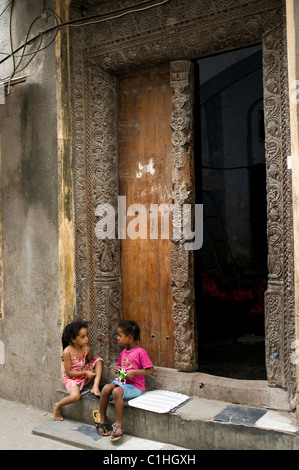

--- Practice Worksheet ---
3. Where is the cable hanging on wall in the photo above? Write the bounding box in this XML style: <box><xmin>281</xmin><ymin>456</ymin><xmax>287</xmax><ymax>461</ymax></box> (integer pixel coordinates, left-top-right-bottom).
<box><xmin>0</xmin><ymin>0</ymin><xmax>63</xmax><ymax>93</ymax></box>
<box><xmin>0</xmin><ymin>0</ymin><xmax>169</xmax><ymax>86</ymax></box>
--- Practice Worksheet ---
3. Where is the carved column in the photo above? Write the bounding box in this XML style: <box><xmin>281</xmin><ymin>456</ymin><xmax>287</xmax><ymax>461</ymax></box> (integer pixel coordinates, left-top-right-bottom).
<box><xmin>88</xmin><ymin>66</ymin><xmax>122</xmax><ymax>363</ymax></box>
<box><xmin>71</xmin><ymin>58</ymin><xmax>122</xmax><ymax>363</ymax></box>
<box><xmin>263</xmin><ymin>7</ymin><xmax>295</xmax><ymax>397</ymax></box>
<box><xmin>170</xmin><ymin>61</ymin><xmax>198</xmax><ymax>371</ymax></box>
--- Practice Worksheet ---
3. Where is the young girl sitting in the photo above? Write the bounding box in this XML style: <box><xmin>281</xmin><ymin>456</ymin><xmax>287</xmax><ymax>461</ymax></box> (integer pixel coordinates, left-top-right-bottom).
<box><xmin>94</xmin><ymin>320</ymin><xmax>154</xmax><ymax>441</ymax></box>
<box><xmin>53</xmin><ymin>321</ymin><xmax>104</xmax><ymax>421</ymax></box>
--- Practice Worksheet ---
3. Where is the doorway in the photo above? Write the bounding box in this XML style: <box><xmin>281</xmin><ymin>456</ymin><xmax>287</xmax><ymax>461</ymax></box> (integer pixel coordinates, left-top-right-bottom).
<box><xmin>196</xmin><ymin>45</ymin><xmax>267</xmax><ymax>380</ymax></box>
<box><xmin>70</xmin><ymin>0</ymin><xmax>294</xmax><ymax>401</ymax></box>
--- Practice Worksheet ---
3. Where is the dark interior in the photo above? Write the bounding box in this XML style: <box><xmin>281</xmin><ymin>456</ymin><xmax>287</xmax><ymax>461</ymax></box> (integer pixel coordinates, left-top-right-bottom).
<box><xmin>194</xmin><ymin>45</ymin><xmax>267</xmax><ymax>380</ymax></box>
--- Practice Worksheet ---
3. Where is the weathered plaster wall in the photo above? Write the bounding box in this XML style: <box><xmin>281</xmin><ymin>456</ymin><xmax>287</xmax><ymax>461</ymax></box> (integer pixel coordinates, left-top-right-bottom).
<box><xmin>56</xmin><ymin>0</ymin><xmax>75</xmax><ymax>331</ymax></box>
<box><xmin>0</xmin><ymin>0</ymin><xmax>63</xmax><ymax>410</ymax></box>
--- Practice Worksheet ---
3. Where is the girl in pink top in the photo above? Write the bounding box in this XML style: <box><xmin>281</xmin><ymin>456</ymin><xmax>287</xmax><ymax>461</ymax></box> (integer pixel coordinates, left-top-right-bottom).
<box><xmin>53</xmin><ymin>321</ymin><xmax>103</xmax><ymax>421</ymax></box>
<box><xmin>96</xmin><ymin>320</ymin><xmax>154</xmax><ymax>441</ymax></box>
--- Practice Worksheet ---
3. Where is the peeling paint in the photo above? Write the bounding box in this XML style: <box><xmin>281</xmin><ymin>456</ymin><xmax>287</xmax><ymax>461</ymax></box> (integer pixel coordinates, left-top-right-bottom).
<box><xmin>136</xmin><ymin>159</ymin><xmax>155</xmax><ymax>178</ymax></box>
<box><xmin>56</xmin><ymin>0</ymin><xmax>75</xmax><ymax>335</ymax></box>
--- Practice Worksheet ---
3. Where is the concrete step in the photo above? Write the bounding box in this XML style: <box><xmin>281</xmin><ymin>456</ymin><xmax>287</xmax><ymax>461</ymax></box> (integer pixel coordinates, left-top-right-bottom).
<box><xmin>32</xmin><ymin>418</ymin><xmax>187</xmax><ymax>451</ymax></box>
<box><xmin>35</xmin><ymin>387</ymin><xmax>299</xmax><ymax>450</ymax></box>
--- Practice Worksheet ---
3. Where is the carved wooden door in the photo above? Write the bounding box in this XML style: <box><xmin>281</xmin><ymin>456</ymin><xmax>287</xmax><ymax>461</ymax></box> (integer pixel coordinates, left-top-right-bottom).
<box><xmin>118</xmin><ymin>64</ymin><xmax>175</xmax><ymax>367</ymax></box>
<box><xmin>71</xmin><ymin>0</ymin><xmax>295</xmax><ymax>400</ymax></box>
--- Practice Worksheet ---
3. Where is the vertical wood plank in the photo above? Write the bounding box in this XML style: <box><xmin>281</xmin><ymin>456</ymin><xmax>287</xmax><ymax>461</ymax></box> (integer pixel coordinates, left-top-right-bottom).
<box><xmin>118</xmin><ymin>64</ymin><xmax>175</xmax><ymax>367</ymax></box>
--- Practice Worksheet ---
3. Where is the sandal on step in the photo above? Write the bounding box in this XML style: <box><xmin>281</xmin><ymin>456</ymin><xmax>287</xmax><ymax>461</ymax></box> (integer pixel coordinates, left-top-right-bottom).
<box><xmin>110</xmin><ymin>423</ymin><xmax>123</xmax><ymax>442</ymax></box>
<box><xmin>92</xmin><ymin>409</ymin><xmax>110</xmax><ymax>436</ymax></box>
<box><xmin>92</xmin><ymin>409</ymin><xmax>101</xmax><ymax>424</ymax></box>
<box><xmin>97</xmin><ymin>422</ymin><xmax>111</xmax><ymax>436</ymax></box>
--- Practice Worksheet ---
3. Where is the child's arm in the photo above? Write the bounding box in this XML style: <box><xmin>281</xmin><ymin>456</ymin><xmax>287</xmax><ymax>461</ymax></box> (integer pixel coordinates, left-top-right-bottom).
<box><xmin>125</xmin><ymin>367</ymin><xmax>154</xmax><ymax>380</ymax></box>
<box><xmin>86</xmin><ymin>345</ymin><xmax>93</xmax><ymax>362</ymax></box>
<box><xmin>63</xmin><ymin>349</ymin><xmax>95</xmax><ymax>379</ymax></box>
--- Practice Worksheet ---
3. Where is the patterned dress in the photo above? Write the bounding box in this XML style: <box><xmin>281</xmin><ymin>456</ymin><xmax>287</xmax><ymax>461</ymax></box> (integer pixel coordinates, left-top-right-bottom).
<box><xmin>62</xmin><ymin>346</ymin><xmax>103</xmax><ymax>392</ymax></box>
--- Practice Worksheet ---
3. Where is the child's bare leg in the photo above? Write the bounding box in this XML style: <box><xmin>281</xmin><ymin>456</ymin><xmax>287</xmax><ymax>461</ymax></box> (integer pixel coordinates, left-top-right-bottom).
<box><xmin>53</xmin><ymin>386</ymin><xmax>80</xmax><ymax>421</ymax></box>
<box><xmin>111</xmin><ymin>386</ymin><xmax>124</xmax><ymax>438</ymax></box>
<box><xmin>99</xmin><ymin>383</ymin><xmax>115</xmax><ymax>422</ymax></box>
<box><xmin>96</xmin><ymin>383</ymin><xmax>116</xmax><ymax>435</ymax></box>
<box><xmin>90</xmin><ymin>360</ymin><xmax>103</xmax><ymax>397</ymax></box>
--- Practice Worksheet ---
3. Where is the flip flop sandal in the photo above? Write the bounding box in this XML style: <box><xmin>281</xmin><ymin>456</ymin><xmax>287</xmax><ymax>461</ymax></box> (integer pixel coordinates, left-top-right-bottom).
<box><xmin>97</xmin><ymin>422</ymin><xmax>111</xmax><ymax>436</ymax></box>
<box><xmin>92</xmin><ymin>409</ymin><xmax>101</xmax><ymax>424</ymax></box>
<box><xmin>92</xmin><ymin>409</ymin><xmax>111</xmax><ymax>436</ymax></box>
<box><xmin>110</xmin><ymin>423</ymin><xmax>123</xmax><ymax>442</ymax></box>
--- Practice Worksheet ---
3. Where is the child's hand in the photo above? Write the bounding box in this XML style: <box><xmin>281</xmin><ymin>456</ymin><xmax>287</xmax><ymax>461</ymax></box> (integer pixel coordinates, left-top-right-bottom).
<box><xmin>85</xmin><ymin>370</ymin><xmax>96</xmax><ymax>380</ymax></box>
<box><xmin>125</xmin><ymin>370</ymin><xmax>135</xmax><ymax>380</ymax></box>
<box><xmin>114</xmin><ymin>366</ymin><xmax>121</xmax><ymax>375</ymax></box>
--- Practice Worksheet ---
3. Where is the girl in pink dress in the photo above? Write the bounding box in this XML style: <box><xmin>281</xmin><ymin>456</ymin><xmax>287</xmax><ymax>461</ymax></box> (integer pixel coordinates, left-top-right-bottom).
<box><xmin>53</xmin><ymin>321</ymin><xmax>103</xmax><ymax>421</ymax></box>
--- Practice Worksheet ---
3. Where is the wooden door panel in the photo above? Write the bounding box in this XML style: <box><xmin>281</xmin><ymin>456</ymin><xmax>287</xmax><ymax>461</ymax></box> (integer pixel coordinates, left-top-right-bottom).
<box><xmin>118</xmin><ymin>64</ymin><xmax>175</xmax><ymax>367</ymax></box>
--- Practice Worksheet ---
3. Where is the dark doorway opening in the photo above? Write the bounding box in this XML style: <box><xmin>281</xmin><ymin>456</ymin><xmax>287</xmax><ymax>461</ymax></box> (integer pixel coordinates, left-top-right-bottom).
<box><xmin>195</xmin><ymin>44</ymin><xmax>267</xmax><ymax>380</ymax></box>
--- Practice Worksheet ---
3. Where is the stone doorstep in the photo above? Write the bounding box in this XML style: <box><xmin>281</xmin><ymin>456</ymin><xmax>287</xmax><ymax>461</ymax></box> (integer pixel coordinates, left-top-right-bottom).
<box><xmin>106</xmin><ymin>366</ymin><xmax>292</xmax><ymax>411</ymax></box>
<box><xmin>53</xmin><ymin>388</ymin><xmax>299</xmax><ymax>450</ymax></box>
<box><xmin>156</xmin><ymin>368</ymin><xmax>293</xmax><ymax>410</ymax></box>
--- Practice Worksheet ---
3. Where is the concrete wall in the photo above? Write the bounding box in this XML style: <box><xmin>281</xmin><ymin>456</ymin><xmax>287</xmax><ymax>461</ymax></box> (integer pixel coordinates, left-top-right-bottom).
<box><xmin>0</xmin><ymin>0</ymin><xmax>62</xmax><ymax>410</ymax></box>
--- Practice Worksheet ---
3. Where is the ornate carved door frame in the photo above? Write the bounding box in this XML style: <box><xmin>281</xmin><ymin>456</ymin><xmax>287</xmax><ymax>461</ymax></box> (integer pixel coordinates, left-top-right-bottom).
<box><xmin>69</xmin><ymin>0</ymin><xmax>295</xmax><ymax>398</ymax></box>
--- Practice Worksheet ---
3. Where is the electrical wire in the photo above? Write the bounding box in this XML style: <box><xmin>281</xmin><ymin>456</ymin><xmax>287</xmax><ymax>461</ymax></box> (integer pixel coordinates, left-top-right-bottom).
<box><xmin>1</xmin><ymin>7</ymin><xmax>61</xmax><ymax>83</ymax></box>
<box><xmin>14</xmin><ymin>9</ymin><xmax>61</xmax><ymax>75</ymax></box>
<box><xmin>13</xmin><ymin>16</ymin><xmax>43</xmax><ymax>77</ymax></box>
<box><xmin>0</xmin><ymin>0</ymin><xmax>169</xmax><ymax>71</ymax></box>
<box><xmin>68</xmin><ymin>0</ymin><xmax>169</xmax><ymax>28</ymax></box>
<box><xmin>0</xmin><ymin>10</ymin><xmax>61</xmax><ymax>59</ymax></box>
<box><xmin>0</xmin><ymin>0</ymin><xmax>12</xmax><ymax>18</ymax></box>
<box><xmin>9</xmin><ymin>0</ymin><xmax>15</xmax><ymax>77</ymax></box>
